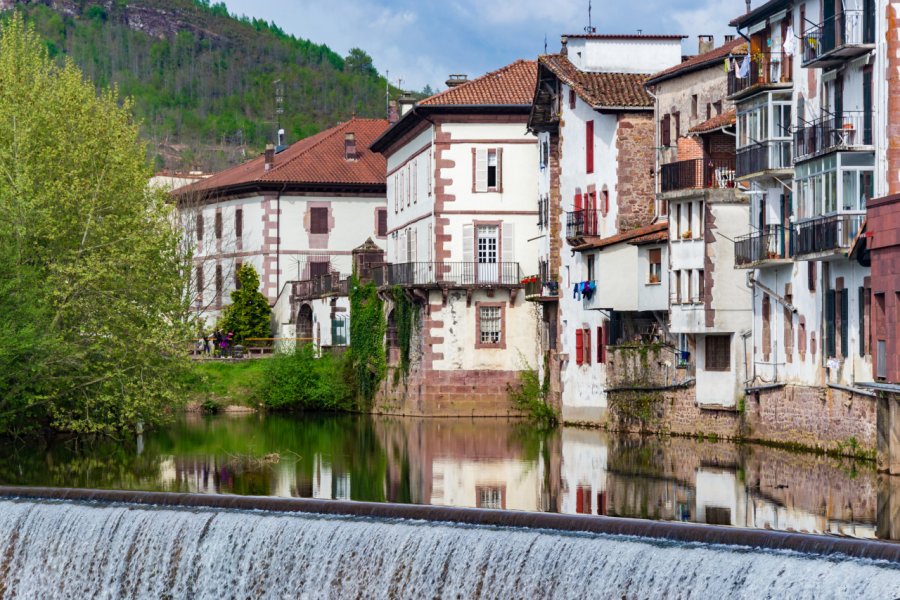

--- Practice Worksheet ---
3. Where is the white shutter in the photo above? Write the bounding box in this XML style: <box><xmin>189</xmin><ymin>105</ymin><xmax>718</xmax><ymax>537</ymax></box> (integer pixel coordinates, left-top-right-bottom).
<box><xmin>463</xmin><ymin>223</ymin><xmax>474</xmax><ymax>263</ymax></box>
<box><xmin>474</xmin><ymin>148</ymin><xmax>488</xmax><ymax>192</ymax></box>
<box><xmin>400</xmin><ymin>229</ymin><xmax>407</xmax><ymax>263</ymax></box>
<box><xmin>502</xmin><ymin>222</ymin><xmax>515</xmax><ymax>281</ymax></box>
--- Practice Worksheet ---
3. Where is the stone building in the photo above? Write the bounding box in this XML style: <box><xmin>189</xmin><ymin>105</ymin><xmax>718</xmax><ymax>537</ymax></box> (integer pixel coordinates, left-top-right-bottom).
<box><xmin>369</xmin><ymin>60</ymin><xmax>541</xmax><ymax>415</ymax></box>
<box><xmin>173</xmin><ymin>118</ymin><xmax>389</xmax><ymax>328</ymax></box>
<box><xmin>526</xmin><ymin>34</ymin><xmax>683</xmax><ymax>424</ymax></box>
<box><xmin>645</xmin><ymin>37</ymin><xmax>752</xmax><ymax>408</ymax></box>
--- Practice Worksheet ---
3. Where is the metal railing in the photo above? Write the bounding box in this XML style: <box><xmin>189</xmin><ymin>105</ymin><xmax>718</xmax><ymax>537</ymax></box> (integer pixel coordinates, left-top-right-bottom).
<box><xmin>801</xmin><ymin>9</ymin><xmax>876</xmax><ymax>66</ymax></box>
<box><xmin>793</xmin><ymin>111</ymin><xmax>873</xmax><ymax>161</ymax></box>
<box><xmin>736</xmin><ymin>141</ymin><xmax>792</xmax><ymax>177</ymax></box>
<box><xmin>660</xmin><ymin>157</ymin><xmax>736</xmax><ymax>192</ymax></box>
<box><xmin>376</xmin><ymin>261</ymin><xmax>524</xmax><ymax>287</ymax></box>
<box><xmin>728</xmin><ymin>51</ymin><xmax>792</xmax><ymax>97</ymax></box>
<box><xmin>522</xmin><ymin>275</ymin><xmax>543</xmax><ymax>298</ymax></box>
<box><xmin>292</xmin><ymin>272</ymin><xmax>349</xmax><ymax>300</ymax></box>
<box><xmin>794</xmin><ymin>213</ymin><xmax>864</xmax><ymax>256</ymax></box>
<box><xmin>566</xmin><ymin>209</ymin><xmax>600</xmax><ymax>238</ymax></box>
<box><xmin>734</xmin><ymin>225</ymin><xmax>794</xmax><ymax>267</ymax></box>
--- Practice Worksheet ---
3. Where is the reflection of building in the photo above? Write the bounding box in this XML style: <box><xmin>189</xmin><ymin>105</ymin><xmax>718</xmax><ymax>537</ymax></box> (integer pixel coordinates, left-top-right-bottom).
<box><xmin>431</xmin><ymin>459</ymin><xmax>542</xmax><ymax>511</ymax></box>
<box><xmin>559</xmin><ymin>429</ymin><xmax>607</xmax><ymax>515</ymax></box>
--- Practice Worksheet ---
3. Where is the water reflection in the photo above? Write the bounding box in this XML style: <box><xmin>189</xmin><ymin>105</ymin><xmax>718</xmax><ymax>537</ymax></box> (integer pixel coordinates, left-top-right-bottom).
<box><xmin>1</xmin><ymin>413</ymin><xmax>898</xmax><ymax>540</ymax></box>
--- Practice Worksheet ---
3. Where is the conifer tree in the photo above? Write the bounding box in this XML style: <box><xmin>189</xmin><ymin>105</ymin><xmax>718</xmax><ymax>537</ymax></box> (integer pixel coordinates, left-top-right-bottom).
<box><xmin>218</xmin><ymin>264</ymin><xmax>271</xmax><ymax>344</ymax></box>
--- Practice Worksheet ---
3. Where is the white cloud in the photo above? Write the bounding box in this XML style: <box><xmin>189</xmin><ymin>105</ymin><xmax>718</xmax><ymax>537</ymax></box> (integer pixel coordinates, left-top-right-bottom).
<box><xmin>671</xmin><ymin>0</ymin><xmax>747</xmax><ymax>42</ymax></box>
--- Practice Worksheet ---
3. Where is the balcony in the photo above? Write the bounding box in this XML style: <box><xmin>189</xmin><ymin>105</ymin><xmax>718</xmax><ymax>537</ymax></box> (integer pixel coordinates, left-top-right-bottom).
<box><xmin>566</xmin><ymin>208</ymin><xmax>600</xmax><ymax>240</ymax></box>
<box><xmin>660</xmin><ymin>157</ymin><xmax>736</xmax><ymax>193</ymax></box>
<box><xmin>801</xmin><ymin>10</ymin><xmax>876</xmax><ymax>69</ymax></box>
<box><xmin>794</xmin><ymin>213</ymin><xmax>864</xmax><ymax>259</ymax></box>
<box><xmin>736</xmin><ymin>141</ymin><xmax>792</xmax><ymax>178</ymax></box>
<box><xmin>727</xmin><ymin>52</ymin><xmax>792</xmax><ymax>101</ymax></box>
<box><xmin>372</xmin><ymin>261</ymin><xmax>524</xmax><ymax>288</ymax></box>
<box><xmin>793</xmin><ymin>111</ymin><xmax>873</xmax><ymax>163</ymax></box>
<box><xmin>734</xmin><ymin>225</ymin><xmax>794</xmax><ymax>268</ymax></box>
<box><xmin>292</xmin><ymin>272</ymin><xmax>349</xmax><ymax>300</ymax></box>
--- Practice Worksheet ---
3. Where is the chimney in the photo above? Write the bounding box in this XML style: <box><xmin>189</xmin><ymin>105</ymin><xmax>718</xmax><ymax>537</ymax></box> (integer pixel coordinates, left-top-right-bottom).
<box><xmin>388</xmin><ymin>100</ymin><xmax>400</xmax><ymax>124</ymax></box>
<box><xmin>698</xmin><ymin>35</ymin><xmax>714</xmax><ymax>55</ymax></box>
<box><xmin>398</xmin><ymin>92</ymin><xmax>416</xmax><ymax>116</ymax></box>
<box><xmin>445</xmin><ymin>74</ymin><xmax>468</xmax><ymax>88</ymax></box>
<box><xmin>724</xmin><ymin>34</ymin><xmax>736</xmax><ymax>43</ymax></box>
<box><xmin>344</xmin><ymin>132</ymin><xmax>357</xmax><ymax>160</ymax></box>
<box><xmin>560</xmin><ymin>35</ymin><xmax>568</xmax><ymax>56</ymax></box>
<box><xmin>746</xmin><ymin>0</ymin><xmax>751</xmax><ymax>13</ymax></box>
<box><xmin>264</xmin><ymin>144</ymin><xmax>275</xmax><ymax>171</ymax></box>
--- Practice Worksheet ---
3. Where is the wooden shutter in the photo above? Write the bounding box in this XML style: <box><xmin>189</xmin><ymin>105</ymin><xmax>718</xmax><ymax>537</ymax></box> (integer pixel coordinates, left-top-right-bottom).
<box><xmin>649</xmin><ymin>248</ymin><xmax>661</xmax><ymax>266</ymax></box>
<box><xmin>311</xmin><ymin>207</ymin><xmax>328</xmax><ymax>234</ymax></box>
<box><xmin>575</xmin><ymin>328</ymin><xmax>584</xmax><ymax>365</ymax></box>
<box><xmin>807</xmin><ymin>262</ymin><xmax>816</xmax><ymax>291</ymax></box>
<box><xmin>661</xmin><ymin>114</ymin><xmax>671</xmax><ymax>146</ymax></box>
<box><xmin>705</xmin><ymin>335</ymin><xmax>731</xmax><ymax>371</ymax></box>
<box><xmin>378</xmin><ymin>209</ymin><xmax>387</xmax><ymax>236</ymax></box>
<box><xmin>427</xmin><ymin>152</ymin><xmax>432</xmax><ymax>196</ymax></box>
<box><xmin>474</xmin><ymin>148</ymin><xmax>488</xmax><ymax>192</ymax></box>
<box><xmin>584</xmin><ymin>328</ymin><xmax>592</xmax><ymax>365</ymax></box>
<box><xmin>501</xmin><ymin>223</ymin><xmax>514</xmax><ymax>270</ymax></box>
<box><xmin>235</xmin><ymin>208</ymin><xmax>243</xmax><ymax>238</ymax></box>
<box><xmin>574</xmin><ymin>192</ymin><xmax>583</xmax><ymax>212</ymax></box>
<box><xmin>840</xmin><ymin>290</ymin><xmax>849</xmax><ymax>358</ymax></box>
<box><xmin>825</xmin><ymin>288</ymin><xmax>836</xmax><ymax>357</ymax></box>
<box><xmin>859</xmin><ymin>286</ymin><xmax>867</xmax><ymax>357</ymax></box>
<box><xmin>586</xmin><ymin>120</ymin><xmax>594</xmax><ymax>174</ymax></box>
<box><xmin>462</xmin><ymin>224</ymin><xmax>474</xmax><ymax>264</ymax></box>
<box><xmin>599</xmin><ymin>324</ymin><xmax>608</xmax><ymax>363</ymax></box>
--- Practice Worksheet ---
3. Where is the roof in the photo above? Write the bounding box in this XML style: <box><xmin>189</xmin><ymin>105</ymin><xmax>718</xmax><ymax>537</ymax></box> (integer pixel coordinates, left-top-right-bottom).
<box><xmin>730</xmin><ymin>0</ymin><xmax>791</xmax><ymax>28</ymax></box>
<box><xmin>538</xmin><ymin>54</ymin><xmax>654</xmax><ymax>109</ymax></box>
<box><xmin>574</xmin><ymin>221</ymin><xmax>669</xmax><ymax>251</ymax></box>
<box><xmin>565</xmin><ymin>34</ymin><xmax>687</xmax><ymax>40</ymax></box>
<box><xmin>645</xmin><ymin>38</ymin><xmax>747</xmax><ymax>85</ymax></box>
<box><xmin>176</xmin><ymin>118</ymin><xmax>388</xmax><ymax>197</ymax></box>
<box><xmin>689</xmin><ymin>108</ymin><xmax>737</xmax><ymax>134</ymax></box>
<box><xmin>418</xmin><ymin>60</ymin><xmax>537</xmax><ymax>107</ymax></box>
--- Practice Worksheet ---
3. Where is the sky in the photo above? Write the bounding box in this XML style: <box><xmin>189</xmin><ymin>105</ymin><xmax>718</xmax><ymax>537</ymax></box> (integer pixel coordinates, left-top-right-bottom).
<box><xmin>221</xmin><ymin>0</ymin><xmax>749</xmax><ymax>92</ymax></box>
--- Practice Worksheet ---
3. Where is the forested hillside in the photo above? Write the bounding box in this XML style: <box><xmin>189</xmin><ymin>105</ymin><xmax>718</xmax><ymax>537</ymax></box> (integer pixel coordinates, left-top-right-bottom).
<box><xmin>1</xmin><ymin>0</ymin><xmax>395</xmax><ymax>171</ymax></box>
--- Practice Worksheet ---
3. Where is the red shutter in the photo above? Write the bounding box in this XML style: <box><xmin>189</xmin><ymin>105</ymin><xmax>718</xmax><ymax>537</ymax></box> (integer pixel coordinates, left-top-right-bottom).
<box><xmin>584</xmin><ymin>328</ymin><xmax>592</xmax><ymax>365</ymax></box>
<box><xmin>575</xmin><ymin>328</ymin><xmax>584</xmax><ymax>365</ymax></box>
<box><xmin>598</xmin><ymin>325</ymin><xmax>607</xmax><ymax>363</ymax></box>
<box><xmin>586</xmin><ymin>120</ymin><xmax>594</xmax><ymax>174</ymax></box>
<box><xmin>575</xmin><ymin>192</ymin><xmax>583</xmax><ymax>213</ymax></box>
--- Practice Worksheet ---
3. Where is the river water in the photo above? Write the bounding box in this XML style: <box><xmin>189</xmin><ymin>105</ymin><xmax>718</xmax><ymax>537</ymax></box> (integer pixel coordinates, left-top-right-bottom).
<box><xmin>1</xmin><ymin>413</ymin><xmax>897</xmax><ymax>541</ymax></box>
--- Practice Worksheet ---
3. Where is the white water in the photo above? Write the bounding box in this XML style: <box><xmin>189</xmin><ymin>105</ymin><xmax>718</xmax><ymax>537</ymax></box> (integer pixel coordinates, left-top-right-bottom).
<box><xmin>1</xmin><ymin>500</ymin><xmax>899</xmax><ymax>599</ymax></box>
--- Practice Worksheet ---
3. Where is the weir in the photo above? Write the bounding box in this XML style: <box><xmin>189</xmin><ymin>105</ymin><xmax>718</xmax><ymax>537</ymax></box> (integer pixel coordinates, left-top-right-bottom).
<box><xmin>1</xmin><ymin>487</ymin><xmax>900</xmax><ymax>598</ymax></box>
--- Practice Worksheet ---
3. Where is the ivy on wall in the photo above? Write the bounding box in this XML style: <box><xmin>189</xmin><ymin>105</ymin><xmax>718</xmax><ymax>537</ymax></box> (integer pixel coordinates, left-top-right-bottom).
<box><xmin>390</xmin><ymin>286</ymin><xmax>418</xmax><ymax>379</ymax></box>
<box><xmin>348</xmin><ymin>276</ymin><xmax>386</xmax><ymax>407</ymax></box>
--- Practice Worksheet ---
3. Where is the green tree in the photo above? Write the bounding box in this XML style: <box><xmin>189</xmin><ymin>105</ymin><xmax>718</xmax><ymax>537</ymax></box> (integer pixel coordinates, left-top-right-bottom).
<box><xmin>0</xmin><ymin>14</ymin><xmax>191</xmax><ymax>435</ymax></box>
<box><xmin>219</xmin><ymin>264</ymin><xmax>271</xmax><ymax>344</ymax></box>
<box><xmin>344</xmin><ymin>47</ymin><xmax>376</xmax><ymax>76</ymax></box>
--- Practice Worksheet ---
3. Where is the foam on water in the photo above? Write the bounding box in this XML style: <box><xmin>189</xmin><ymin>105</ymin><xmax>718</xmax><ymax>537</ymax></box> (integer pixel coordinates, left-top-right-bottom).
<box><xmin>0</xmin><ymin>499</ymin><xmax>899</xmax><ymax>599</ymax></box>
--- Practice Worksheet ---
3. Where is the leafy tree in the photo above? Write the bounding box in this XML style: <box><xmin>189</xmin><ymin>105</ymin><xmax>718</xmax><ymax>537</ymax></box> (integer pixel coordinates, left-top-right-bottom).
<box><xmin>219</xmin><ymin>264</ymin><xmax>271</xmax><ymax>344</ymax></box>
<box><xmin>0</xmin><ymin>14</ymin><xmax>191</xmax><ymax>435</ymax></box>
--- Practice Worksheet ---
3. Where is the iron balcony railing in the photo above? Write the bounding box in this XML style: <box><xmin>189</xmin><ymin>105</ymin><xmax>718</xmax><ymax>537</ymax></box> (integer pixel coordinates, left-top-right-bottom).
<box><xmin>292</xmin><ymin>272</ymin><xmax>349</xmax><ymax>300</ymax></box>
<box><xmin>566</xmin><ymin>209</ymin><xmax>600</xmax><ymax>238</ymax></box>
<box><xmin>660</xmin><ymin>157</ymin><xmax>736</xmax><ymax>192</ymax></box>
<box><xmin>375</xmin><ymin>261</ymin><xmax>524</xmax><ymax>287</ymax></box>
<box><xmin>736</xmin><ymin>141</ymin><xmax>792</xmax><ymax>177</ymax></box>
<box><xmin>727</xmin><ymin>51</ymin><xmax>793</xmax><ymax>98</ymax></box>
<box><xmin>794</xmin><ymin>213</ymin><xmax>865</xmax><ymax>257</ymax></box>
<box><xmin>793</xmin><ymin>111</ymin><xmax>873</xmax><ymax>161</ymax></box>
<box><xmin>734</xmin><ymin>225</ymin><xmax>794</xmax><ymax>268</ymax></box>
<box><xmin>522</xmin><ymin>275</ymin><xmax>543</xmax><ymax>298</ymax></box>
<box><xmin>801</xmin><ymin>9</ymin><xmax>876</xmax><ymax>66</ymax></box>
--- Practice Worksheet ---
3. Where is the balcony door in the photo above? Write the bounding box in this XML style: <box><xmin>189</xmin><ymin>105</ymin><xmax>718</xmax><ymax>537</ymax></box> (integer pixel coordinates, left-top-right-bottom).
<box><xmin>476</xmin><ymin>225</ymin><xmax>499</xmax><ymax>283</ymax></box>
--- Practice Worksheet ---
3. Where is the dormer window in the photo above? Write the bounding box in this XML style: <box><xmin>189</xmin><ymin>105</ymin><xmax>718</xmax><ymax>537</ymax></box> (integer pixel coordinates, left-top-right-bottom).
<box><xmin>344</xmin><ymin>133</ymin><xmax>357</xmax><ymax>160</ymax></box>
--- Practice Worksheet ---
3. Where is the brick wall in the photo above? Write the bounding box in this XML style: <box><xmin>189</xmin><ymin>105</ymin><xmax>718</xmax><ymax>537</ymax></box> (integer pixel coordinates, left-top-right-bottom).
<box><xmin>868</xmin><ymin>194</ymin><xmax>900</xmax><ymax>382</ymax></box>
<box><xmin>615</xmin><ymin>113</ymin><xmax>656</xmax><ymax>232</ymax></box>
<box><xmin>887</xmin><ymin>3</ymin><xmax>900</xmax><ymax>195</ymax></box>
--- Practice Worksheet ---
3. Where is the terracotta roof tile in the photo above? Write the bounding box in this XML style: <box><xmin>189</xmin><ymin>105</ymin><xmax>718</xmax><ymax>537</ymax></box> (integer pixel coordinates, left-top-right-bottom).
<box><xmin>564</xmin><ymin>34</ymin><xmax>687</xmax><ymax>40</ymax></box>
<box><xmin>538</xmin><ymin>55</ymin><xmax>654</xmax><ymax>109</ymax></box>
<box><xmin>419</xmin><ymin>60</ymin><xmax>537</xmax><ymax>106</ymax></box>
<box><xmin>646</xmin><ymin>38</ymin><xmax>747</xmax><ymax>85</ymax></box>
<box><xmin>176</xmin><ymin>118</ymin><xmax>388</xmax><ymax>197</ymax></box>
<box><xmin>689</xmin><ymin>108</ymin><xmax>737</xmax><ymax>134</ymax></box>
<box><xmin>575</xmin><ymin>221</ymin><xmax>669</xmax><ymax>251</ymax></box>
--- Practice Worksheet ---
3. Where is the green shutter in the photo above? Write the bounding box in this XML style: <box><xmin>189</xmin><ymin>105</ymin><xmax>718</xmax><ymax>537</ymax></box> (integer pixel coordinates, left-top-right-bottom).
<box><xmin>825</xmin><ymin>289</ymin><xmax>836</xmax><ymax>358</ymax></box>
<box><xmin>841</xmin><ymin>290</ymin><xmax>849</xmax><ymax>358</ymax></box>
<box><xmin>858</xmin><ymin>287</ymin><xmax>866</xmax><ymax>357</ymax></box>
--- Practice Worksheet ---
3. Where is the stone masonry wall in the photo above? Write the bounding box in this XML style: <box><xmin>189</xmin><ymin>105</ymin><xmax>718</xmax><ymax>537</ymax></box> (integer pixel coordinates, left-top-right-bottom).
<box><xmin>615</xmin><ymin>113</ymin><xmax>656</xmax><ymax>232</ymax></box>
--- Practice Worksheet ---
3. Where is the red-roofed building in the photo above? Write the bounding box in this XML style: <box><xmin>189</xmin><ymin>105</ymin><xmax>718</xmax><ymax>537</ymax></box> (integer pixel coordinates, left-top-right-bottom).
<box><xmin>173</xmin><ymin>117</ymin><xmax>389</xmax><ymax>336</ymax></box>
<box><xmin>526</xmin><ymin>34</ymin><xmax>682</xmax><ymax>424</ymax></box>
<box><xmin>369</xmin><ymin>59</ymin><xmax>542</xmax><ymax>415</ymax></box>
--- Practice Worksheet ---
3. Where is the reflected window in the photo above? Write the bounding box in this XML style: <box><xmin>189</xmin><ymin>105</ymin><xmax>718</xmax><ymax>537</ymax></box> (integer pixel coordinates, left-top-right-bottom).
<box><xmin>476</xmin><ymin>485</ymin><xmax>505</xmax><ymax>509</ymax></box>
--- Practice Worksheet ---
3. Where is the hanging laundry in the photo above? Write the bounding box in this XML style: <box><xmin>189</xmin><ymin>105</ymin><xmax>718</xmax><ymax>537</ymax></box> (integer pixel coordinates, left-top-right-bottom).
<box><xmin>783</xmin><ymin>26</ymin><xmax>795</xmax><ymax>56</ymax></box>
<box><xmin>738</xmin><ymin>55</ymin><xmax>750</xmax><ymax>79</ymax></box>
<box><xmin>573</xmin><ymin>283</ymin><xmax>580</xmax><ymax>300</ymax></box>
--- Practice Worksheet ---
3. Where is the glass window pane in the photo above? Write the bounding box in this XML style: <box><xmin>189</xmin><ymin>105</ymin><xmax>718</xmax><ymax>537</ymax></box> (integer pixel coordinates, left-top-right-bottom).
<box><xmin>842</xmin><ymin>170</ymin><xmax>858</xmax><ymax>211</ymax></box>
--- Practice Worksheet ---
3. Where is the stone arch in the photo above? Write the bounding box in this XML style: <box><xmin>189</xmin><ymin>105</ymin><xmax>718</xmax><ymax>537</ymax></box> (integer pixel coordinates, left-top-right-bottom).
<box><xmin>298</xmin><ymin>303</ymin><xmax>314</xmax><ymax>344</ymax></box>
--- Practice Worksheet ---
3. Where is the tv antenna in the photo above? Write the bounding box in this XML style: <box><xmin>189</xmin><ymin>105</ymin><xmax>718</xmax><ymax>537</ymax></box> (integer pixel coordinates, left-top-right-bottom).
<box><xmin>584</xmin><ymin>0</ymin><xmax>596</xmax><ymax>34</ymax></box>
<box><xmin>274</xmin><ymin>79</ymin><xmax>284</xmax><ymax>143</ymax></box>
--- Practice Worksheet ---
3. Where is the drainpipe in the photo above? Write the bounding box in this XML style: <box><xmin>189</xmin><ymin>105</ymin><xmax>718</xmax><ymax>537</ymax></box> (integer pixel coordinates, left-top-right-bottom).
<box><xmin>645</xmin><ymin>85</ymin><xmax>662</xmax><ymax>223</ymax></box>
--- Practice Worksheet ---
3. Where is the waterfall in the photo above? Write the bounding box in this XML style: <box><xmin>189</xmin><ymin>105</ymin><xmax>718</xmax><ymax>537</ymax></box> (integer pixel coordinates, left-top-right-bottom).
<box><xmin>1</xmin><ymin>499</ymin><xmax>899</xmax><ymax>599</ymax></box>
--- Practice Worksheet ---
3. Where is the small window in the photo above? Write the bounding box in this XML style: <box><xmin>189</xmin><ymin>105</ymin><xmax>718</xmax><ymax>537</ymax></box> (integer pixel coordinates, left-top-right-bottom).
<box><xmin>686</xmin><ymin>269</ymin><xmax>693</xmax><ymax>304</ymax></box>
<box><xmin>310</xmin><ymin>207</ymin><xmax>328</xmax><ymax>234</ymax></box>
<box><xmin>706</xmin><ymin>335</ymin><xmax>732</xmax><ymax>371</ymax></box>
<box><xmin>586</xmin><ymin>120</ymin><xmax>595</xmax><ymax>174</ymax></box>
<box><xmin>310</xmin><ymin>260</ymin><xmax>329</xmax><ymax>278</ymax></box>
<box><xmin>195</xmin><ymin>266</ymin><xmax>203</xmax><ymax>299</ymax></box>
<box><xmin>487</xmin><ymin>149</ymin><xmax>498</xmax><ymax>188</ymax></box>
<box><xmin>648</xmin><ymin>249</ymin><xmax>661</xmax><ymax>284</ymax></box>
<box><xmin>235</xmin><ymin>261</ymin><xmax>242</xmax><ymax>289</ymax></box>
<box><xmin>583</xmin><ymin>328</ymin><xmax>592</xmax><ymax>365</ymax></box>
<box><xmin>706</xmin><ymin>102</ymin><xmax>712</xmax><ymax>120</ymax></box>
<box><xmin>673</xmin><ymin>112</ymin><xmax>681</xmax><ymax>139</ymax></box>
<box><xmin>215</xmin><ymin>212</ymin><xmax>223</xmax><ymax>240</ymax></box>
<box><xmin>587</xmin><ymin>255</ymin><xmax>595</xmax><ymax>282</ymax></box>
<box><xmin>479</xmin><ymin>306</ymin><xmax>502</xmax><ymax>345</ymax></box>
<box><xmin>196</xmin><ymin>213</ymin><xmax>204</xmax><ymax>241</ymax></box>
<box><xmin>807</xmin><ymin>261</ymin><xmax>817</xmax><ymax>291</ymax></box>
<box><xmin>235</xmin><ymin>208</ymin><xmax>243</xmax><ymax>238</ymax></box>
<box><xmin>675</xmin><ymin>270</ymin><xmax>682</xmax><ymax>304</ymax></box>
<box><xmin>697</xmin><ymin>269</ymin><xmax>705</xmax><ymax>303</ymax></box>
<box><xmin>377</xmin><ymin>208</ymin><xmax>388</xmax><ymax>237</ymax></box>
<box><xmin>691</xmin><ymin>95</ymin><xmax>698</xmax><ymax>118</ymax></box>
<box><xmin>569</xmin><ymin>89</ymin><xmax>576</xmax><ymax>109</ymax></box>
<box><xmin>661</xmin><ymin>114</ymin><xmax>671</xmax><ymax>147</ymax></box>
<box><xmin>215</xmin><ymin>264</ymin><xmax>223</xmax><ymax>302</ymax></box>
<box><xmin>713</xmin><ymin>101</ymin><xmax>723</xmax><ymax>115</ymax></box>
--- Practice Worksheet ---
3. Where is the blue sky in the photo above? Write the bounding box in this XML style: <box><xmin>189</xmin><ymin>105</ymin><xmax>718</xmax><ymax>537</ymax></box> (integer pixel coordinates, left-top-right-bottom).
<box><xmin>221</xmin><ymin>0</ymin><xmax>748</xmax><ymax>92</ymax></box>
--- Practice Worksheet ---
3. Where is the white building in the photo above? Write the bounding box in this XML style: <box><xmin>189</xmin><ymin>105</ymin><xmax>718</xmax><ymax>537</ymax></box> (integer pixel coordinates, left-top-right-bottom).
<box><xmin>526</xmin><ymin>35</ymin><xmax>683</xmax><ymax>424</ymax></box>
<box><xmin>173</xmin><ymin>118</ymin><xmax>389</xmax><ymax>329</ymax></box>
<box><xmin>370</xmin><ymin>61</ymin><xmax>541</xmax><ymax>415</ymax></box>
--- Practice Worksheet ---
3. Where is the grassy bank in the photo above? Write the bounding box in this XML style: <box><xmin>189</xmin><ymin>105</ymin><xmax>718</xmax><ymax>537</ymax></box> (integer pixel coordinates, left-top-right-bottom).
<box><xmin>183</xmin><ymin>360</ymin><xmax>268</xmax><ymax>410</ymax></box>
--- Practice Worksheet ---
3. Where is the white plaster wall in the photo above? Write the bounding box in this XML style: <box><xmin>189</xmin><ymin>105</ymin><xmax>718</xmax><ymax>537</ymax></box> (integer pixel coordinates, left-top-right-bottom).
<box><xmin>566</xmin><ymin>38</ymin><xmax>683</xmax><ymax>74</ymax></box>
<box><xmin>695</xmin><ymin>469</ymin><xmax>746</xmax><ymax>526</ymax></box>
<box><xmin>709</xmin><ymin>202</ymin><xmax>753</xmax><ymax>332</ymax></box>
<box><xmin>589</xmin><ymin>245</ymin><xmax>639</xmax><ymax>311</ymax></box>
<box><xmin>638</xmin><ymin>245</ymin><xmax>670</xmax><ymax>311</ymax></box>
<box><xmin>695</xmin><ymin>332</ymin><xmax>745</xmax><ymax>406</ymax></box>
<box><xmin>559</xmin><ymin>428</ymin><xmax>608</xmax><ymax>516</ymax></box>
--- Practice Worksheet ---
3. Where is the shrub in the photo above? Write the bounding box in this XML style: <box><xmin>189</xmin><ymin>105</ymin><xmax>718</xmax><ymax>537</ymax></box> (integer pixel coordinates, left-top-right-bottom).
<box><xmin>260</xmin><ymin>345</ymin><xmax>353</xmax><ymax>411</ymax></box>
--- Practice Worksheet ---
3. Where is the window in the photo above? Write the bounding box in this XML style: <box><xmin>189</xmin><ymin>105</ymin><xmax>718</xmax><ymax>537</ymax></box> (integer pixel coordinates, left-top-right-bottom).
<box><xmin>400</xmin><ymin>171</ymin><xmax>405</xmax><ymax>208</ymax></box>
<box><xmin>407</xmin><ymin>165</ymin><xmax>412</xmax><ymax>206</ymax></box>
<box><xmin>586</xmin><ymin>254</ymin><xmax>595</xmax><ymax>282</ymax></box>
<box><xmin>713</xmin><ymin>100</ymin><xmax>722</xmax><ymax>116</ymax></box>
<box><xmin>196</xmin><ymin>213</ymin><xmax>204</xmax><ymax>241</ymax></box>
<box><xmin>487</xmin><ymin>150</ymin><xmax>498</xmax><ymax>188</ymax></box>
<box><xmin>597</xmin><ymin>324</ymin><xmax>607</xmax><ymax>364</ymax></box>
<box><xmin>477</xmin><ymin>486</ymin><xmax>505</xmax><ymax>509</ymax></box>
<box><xmin>215</xmin><ymin>264</ymin><xmax>223</xmax><ymax>304</ymax></box>
<box><xmin>691</xmin><ymin>95</ymin><xmax>698</xmax><ymax>118</ymax></box>
<box><xmin>215</xmin><ymin>212</ymin><xmax>223</xmax><ymax>239</ymax></box>
<box><xmin>675</xmin><ymin>203</ymin><xmax>682</xmax><ymax>238</ymax></box>
<box><xmin>697</xmin><ymin>269</ymin><xmax>705</xmax><ymax>303</ymax></box>
<box><xmin>474</xmin><ymin>148</ymin><xmax>502</xmax><ymax>192</ymax></box>
<box><xmin>661</xmin><ymin>114</ymin><xmax>671</xmax><ymax>146</ymax></box>
<box><xmin>706</xmin><ymin>102</ymin><xmax>712</xmax><ymax>120</ymax></box>
<box><xmin>235</xmin><ymin>261</ymin><xmax>242</xmax><ymax>289</ymax></box>
<box><xmin>675</xmin><ymin>270</ymin><xmax>682</xmax><ymax>304</ymax></box>
<box><xmin>576</xmin><ymin>328</ymin><xmax>584</xmax><ymax>365</ymax></box>
<box><xmin>195</xmin><ymin>266</ymin><xmax>203</xmax><ymax>300</ymax></box>
<box><xmin>569</xmin><ymin>89</ymin><xmax>576</xmax><ymax>109</ymax></box>
<box><xmin>686</xmin><ymin>202</ymin><xmax>693</xmax><ymax>238</ymax></box>
<box><xmin>673</xmin><ymin>112</ymin><xmax>681</xmax><ymax>139</ymax></box>
<box><xmin>235</xmin><ymin>208</ymin><xmax>243</xmax><ymax>238</ymax></box>
<box><xmin>705</xmin><ymin>335</ymin><xmax>731</xmax><ymax>371</ymax></box>
<box><xmin>394</xmin><ymin>173</ymin><xmax>399</xmax><ymax>213</ymax></box>
<box><xmin>586</xmin><ymin>120</ymin><xmax>594</xmax><ymax>174</ymax></box>
<box><xmin>686</xmin><ymin>269</ymin><xmax>693</xmax><ymax>304</ymax></box>
<box><xmin>376</xmin><ymin>208</ymin><xmax>388</xmax><ymax>237</ymax></box>
<box><xmin>600</xmin><ymin>186</ymin><xmax>609</xmax><ymax>217</ymax></box>
<box><xmin>310</xmin><ymin>207</ymin><xmax>328</xmax><ymax>234</ymax></box>
<box><xmin>478</xmin><ymin>305</ymin><xmax>502</xmax><ymax>346</ymax></box>
<box><xmin>583</xmin><ymin>327</ymin><xmax>592</xmax><ymax>365</ymax></box>
<box><xmin>648</xmin><ymin>249</ymin><xmax>662</xmax><ymax>284</ymax></box>
<box><xmin>310</xmin><ymin>260</ymin><xmax>329</xmax><ymax>278</ymax></box>
<box><xmin>807</xmin><ymin>261</ymin><xmax>816</xmax><ymax>291</ymax></box>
